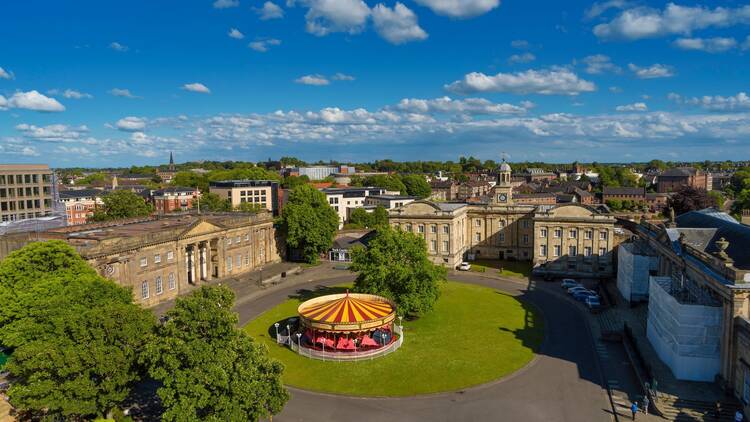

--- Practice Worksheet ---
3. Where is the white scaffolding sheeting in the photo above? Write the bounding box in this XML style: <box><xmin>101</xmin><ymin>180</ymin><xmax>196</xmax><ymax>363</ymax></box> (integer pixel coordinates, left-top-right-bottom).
<box><xmin>616</xmin><ymin>242</ymin><xmax>658</xmax><ymax>303</ymax></box>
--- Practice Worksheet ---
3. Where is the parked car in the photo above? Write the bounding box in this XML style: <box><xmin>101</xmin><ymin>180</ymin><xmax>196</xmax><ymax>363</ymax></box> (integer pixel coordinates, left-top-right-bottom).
<box><xmin>561</xmin><ymin>279</ymin><xmax>580</xmax><ymax>289</ymax></box>
<box><xmin>567</xmin><ymin>286</ymin><xmax>594</xmax><ymax>295</ymax></box>
<box><xmin>585</xmin><ymin>296</ymin><xmax>602</xmax><ymax>310</ymax></box>
<box><xmin>573</xmin><ymin>291</ymin><xmax>599</xmax><ymax>302</ymax></box>
<box><xmin>458</xmin><ymin>262</ymin><xmax>471</xmax><ymax>271</ymax></box>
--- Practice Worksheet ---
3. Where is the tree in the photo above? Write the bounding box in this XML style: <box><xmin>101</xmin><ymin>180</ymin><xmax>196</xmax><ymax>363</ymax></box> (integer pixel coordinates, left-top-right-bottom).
<box><xmin>235</xmin><ymin>202</ymin><xmax>264</xmax><ymax>213</ymax></box>
<box><xmin>350</xmin><ymin>226</ymin><xmax>446</xmax><ymax>318</ymax></box>
<box><xmin>281</xmin><ymin>185</ymin><xmax>339</xmax><ymax>263</ymax></box>
<box><xmin>198</xmin><ymin>192</ymin><xmax>231</xmax><ymax>212</ymax></box>
<box><xmin>363</xmin><ymin>175</ymin><xmax>406</xmax><ymax>194</ymax></box>
<box><xmin>371</xmin><ymin>206</ymin><xmax>389</xmax><ymax>227</ymax></box>
<box><xmin>281</xmin><ymin>175</ymin><xmax>310</xmax><ymax>189</ymax></box>
<box><xmin>0</xmin><ymin>241</ymin><xmax>154</xmax><ymax>420</ymax></box>
<box><xmin>348</xmin><ymin>207</ymin><xmax>372</xmax><ymax>228</ymax></box>
<box><xmin>141</xmin><ymin>286</ymin><xmax>288</xmax><ymax>422</ymax></box>
<box><xmin>401</xmin><ymin>174</ymin><xmax>431</xmax><ymax>199</ymax></box>
<box><xmin>171</xmin><ymin>171</ymin><xmax>209</xmax><ymax>192</ymax></box>
<box><xmin>668</xmin><ymin>186</ymin><xmax>715</xmax><ymax>215</ymax></box>
<box><xmin>89</xmin><ymin>190</ymin><xmax>153</xmax><ymax>222</ymax></box>
<box><xmin>605</xmin><ymin>199</ymin><xmax>623</xmax><ymax>211</ymax></box>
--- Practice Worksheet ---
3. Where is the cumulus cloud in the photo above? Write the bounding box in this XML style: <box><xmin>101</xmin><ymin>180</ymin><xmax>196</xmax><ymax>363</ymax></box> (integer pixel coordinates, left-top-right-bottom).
<box><xmin>584</xmin><ymin>0</ymin><xmax>631</xmax><ymax>20</ymax></box>
<box><xmin>372</xmin><ymin>3</ymin><xmax>428</xmax><ymax>44</ymax></box>
<box><xmin>616</xmin><ymin>102</ymin><xmax>648</xmax><ymax>112</ymax></box>
<box><xmin>628</xmin><ymin>63</ymin><xmax>674</xmax><ymax>79</ymax></box>
<box><xmin>510</xmin><ymin>40</ymin><xmax>529</xmax><ymax>49</ymax></box>
<box><xmin>743</xmin><ymin>35</ymin><xmax>750</xmax><ymax>50</ymax></box>
<box><xmin>109</xmin><ymin>88</ymin><xmax>139</xmax><ymax>99</ymax></box>
<box><xmin>295</xmin><ymin>74</ymin><xmax>330</xmax><ymax>85</ymax></box>
<box><xmin>413</xmin><ymin>0</ymin><xmax>499</xmax><ymax>18</ymax></box>
<box><xmin>256</xmin><ymin>1</ymin><xmax>285</xmax><ymax>19</ymax></box>
<box><xmin>0</xmin><ymin>66</ymin><xmax>13</xmax><ymax>80</ymax></box>
<box><xmin>15</xmin><ymin>123</ymin><xmax>89</xmax><ymax>142</ymax></box>
<box><xmin>0</xmin><ymin>95</ymin><xmax>6</xmax><ymax>110</ymax></box>
<box><xmin>304</xmin><ymin>0</ymin><xmax>371</xmax><ymax>36</ymax></box>
<box><xmin>249</xmin><ymin>38</ymin><xmax>281</xmax><ymax>52</ymax></box>
<box><xmin>445</xmin><ymin>68</ymin><xmax>596</xmax><ymax>96</ymax></box>
<box><xmin>593</xmin><ymin>3</ymin><xmax>750</xmax><ymax>41</ymax></box>
<box><xmin>508</xmin><ymin>52</ymin><xmax>535</xmax><ymax>64</ymax></box>
<box><xmin>332</xmin><ymin>73</ymin><xmax>355</xmax><ymax>81</ymax></box>
<box><xmin>670</xmin><ymin>91</ymin><xmax>750</xmax><ymax>111</ymax></box>
<box><xmin>673</xmin><ymin>37</ymin><xmax>737</xmax><ymax>53</ymax></box>
<box><xmin>48</xmin><ymin>89</ymin><xmax>93</xmax><ymax>99</ymax></box>
<box><xmin>6</xmin><ymin>91</ymin><xmax>65</xmax><ymax>112</ymax></box>
<box><xmin>213</xmin><ymin>0</ymin><xmax>239</xmax><ymax>8</ymax></box>
<box><xmin>393</xmin><ymin>96</ymin><xmax>533</xmax><ymax>115</ymax></box>
<box><xmin>182</xmin><ymin>83</ymin><xmax>211</xmax><ymax>94</ymax></box>
<box><xmin>228</xmin><ymin>28</ymin><xmax>245</xmax><ymax>39</ymax></box>
<box><xmin>116</xmin><ymin>116</ymin><xmax>147</xmax><ymax>131</ymax></box>
<box><xmin>582</xmin><ymin>54</ymin><xmax>622</xmax><ymax>74</ymax></box>
<box><xmin>109</xmin><ymin>42</ymin><xmax>129</xmax><ymax>52</ymax></box>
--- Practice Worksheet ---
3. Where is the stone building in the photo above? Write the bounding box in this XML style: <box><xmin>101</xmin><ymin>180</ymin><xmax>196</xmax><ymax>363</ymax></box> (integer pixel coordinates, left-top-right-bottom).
<box><xmin>0</xmin><ymin>212</ymin><xmax>281</xmax><ymax>307</ymax></box>
<box><xmin>657</xmin><ymin>167</ymin><xmax>713</xmax><ymax>193</ymax></box>
<box><xmin>0</xmin><ymin>164</ymin><xmax>55</xmax><ymax>223</ymax></box>
<box><xmin>59</xmin><ymin>188</ymin><xmax>103</xmax><ymax>225</ymax></box>
<box><xmin>389</xmin><ymin>160</ymin><xmax>617</xmax><ymax>277</ymax></box>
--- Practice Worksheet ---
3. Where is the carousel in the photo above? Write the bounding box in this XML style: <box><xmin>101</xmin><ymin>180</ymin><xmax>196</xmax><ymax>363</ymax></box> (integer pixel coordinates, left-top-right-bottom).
<box><xmin>281</xmin><ymin>290</ymin><xmax>403</xmax><ymax>361</ymax></box>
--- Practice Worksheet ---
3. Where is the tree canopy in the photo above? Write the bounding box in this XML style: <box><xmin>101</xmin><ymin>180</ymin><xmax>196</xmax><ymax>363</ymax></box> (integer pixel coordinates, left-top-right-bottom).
<box><xmin>668</xmin><ymin>186</ymin><xmax>716</xmax><ymax>215</ymax></box>
<box><xmin>141</xmin><ymin>286</ymin><xmax>288</xmax><ymax>422</ymax></box>
<box><xmin>280</xmin><ymin>185</ymin><xmax>339</xmax><ymax>263</ymax></box>
<box><xmin>350</xmin><ymin>226</ymin><xmax>446</xmax><ymax>317</ymax></box>
<box><xmin>401</xmin><ymin>174</ymin><xmax>431</xmax><ymax>198</ymax></box>
<box><xmin>89</xmin><ymin>190</ymin><xmax>153</xmax><ymax>222</ymax></box>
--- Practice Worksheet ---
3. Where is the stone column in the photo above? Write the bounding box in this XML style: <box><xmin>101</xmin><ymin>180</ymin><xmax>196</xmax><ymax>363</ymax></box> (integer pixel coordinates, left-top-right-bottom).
<box><xmin>185</xmin><ymin>248</ymin><xmax>191</xmax><ymax>284</ymax></box>
<box><xmin>200</xmin><ymin>243</ymin><xmax>207</xmax><ymax>281</ymax></box>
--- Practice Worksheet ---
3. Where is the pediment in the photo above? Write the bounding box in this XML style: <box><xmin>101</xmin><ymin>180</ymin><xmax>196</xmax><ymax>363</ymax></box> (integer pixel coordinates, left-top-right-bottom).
<box><xmin>547</xmin><ymin>204</ymin><xmax>596</xmax><ymax>218</ymax></box>
<box><xmin>180</xmin><ymin>221</ymin><xmax>223</xmax><ymax>238</ymax></box>
<box><xmin>399</xmin><ymin>201</ymin><xmax>440</xmax><ymax>215</ymax></box>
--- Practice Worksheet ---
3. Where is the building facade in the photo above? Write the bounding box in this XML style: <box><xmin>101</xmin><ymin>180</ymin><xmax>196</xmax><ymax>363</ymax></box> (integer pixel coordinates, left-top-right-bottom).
<box><xmin>364</xmin><ymin>194</ymin><xmax>416</xmax><ymax>209</ymax></box>
<box><xmin>209</xmin><ymin>180</ymin><xmax>280</xmax><ymax>215</ymax></box>
<box><xmin>657</xmin><ymin>167</ymin><xmax>713</xmax><ymax>193</ymax></box>
<box><xmin>151</xmin><ymin>187</ymin><xmax>201</xmax><ymax>213</ymax></box>
<box><xmin>321</xmin><ymin>187</ymin><xmax>386</xmax><ymax>227</ymax></box>
<box><xmin>59</xmin><ymin>189</ymin><xmax>103</xmax><ymax>225</ymax></box>
<box><xmin>0</xmin><ymin>164</ymin><xmax>54</xmax><ymax>223</ymax></box>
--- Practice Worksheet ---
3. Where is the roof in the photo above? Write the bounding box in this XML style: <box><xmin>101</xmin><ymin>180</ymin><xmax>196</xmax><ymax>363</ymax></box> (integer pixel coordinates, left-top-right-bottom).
<box><xmin>430</xmin><ymin>180</ymin><xmax>456</xmax><ymax>188</ymax></box>
<box><xmin>676</xmin><ymin>208</ymin><xmax>750</xmax><ymax>269</ymax></box>
<box><xmin>514</xmin><ymin>193</ymin><xmax>556</xmax><ymax>198</ymax></box>
<box><xmin>153</xmin><ymin>187</ymin><xmax>198</xmax><ymax>196</ymax></box>
<box><xmin>367</xmin><ymin>195</ymin><xmax>416</xmax><ymax>200</ymax></box>
<box><xmin>661</xmin><ymin>167</ymin><xmax>697</xmax><ymax>177</ymax></box>
<box><xmin>499</xmin><ymin>161</ymin><xmax>512</xmax><ymax>172</ymax></box>
<box><xmin>573</xmin><ymin>187</ymin><xmax>593</xmax><ymax>197</ymax></box>
<box><xmin>209</xmin><ymin>180</ymin><xmax>278</xmax><ymax>188</ymax></box>
<box><xmin>59</xmin><ymin>189</ymin><xmax>103</xmax><ymax>199</ymax></box>
<box><xmin>297</xmin><ymin>292</ymin><xmax>395</xmax><ymax>332</ymax></box>
<box><xmin>602</xmin><ymin>186</ymin><xmax>646</xmax><ymax>196</ymax></box>
<box><xmin>434</xmin><ymin>202</ymin><xmax>467</xmax><ymax>211</ymax></box>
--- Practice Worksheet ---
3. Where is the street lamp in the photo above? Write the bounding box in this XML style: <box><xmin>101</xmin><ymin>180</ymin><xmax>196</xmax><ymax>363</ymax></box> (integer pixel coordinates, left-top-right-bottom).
<box><xmin>286</xmin><ymin>325</ymin><xmax>290</xmax><ymax>345</ymax></box>
<box><xmin>274</xmin><ymin>323</ymin><xmax>280</xmax><ymax>343</ymax></box>
<box><xmin>296</xmin><ymin>333</ymin><xmax>302</xmax><ymax>352</ymax></box>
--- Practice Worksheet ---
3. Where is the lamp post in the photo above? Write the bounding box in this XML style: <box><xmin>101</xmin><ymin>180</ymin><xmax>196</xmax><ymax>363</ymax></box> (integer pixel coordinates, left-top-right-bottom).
<box><xmin>296</xmin><ymin>333</ymin><xmax>302</xmax><ymax>352</ymax></box>
<box><xmin>286</xmin><ymin>325</ymin><xmax>290</xmax><ymax>345</ymax></box>
<box><xmin>274</xmin><ymin>323</ymin><xmax>280</xmax><ymax>343</ymax></box>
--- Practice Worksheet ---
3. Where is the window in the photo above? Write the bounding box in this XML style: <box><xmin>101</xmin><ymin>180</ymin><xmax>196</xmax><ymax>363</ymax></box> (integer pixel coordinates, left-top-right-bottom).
<box><xmin>475</xmin><ymin>233</ymin><xmax>481</xmax><ymax>242</ymax></box>
<box><xmin>167</xmin><ymin>251</ymin><xmax>174</xmax><ymax>260</ymax></box>
<box><xmin>154</xmin><ymin>253</ymin><xmax>161</xmax><ymax>264</ymax></box>
<box><xmin>540</xmin><ymin>245</ymin><xmax>547</xmax><ymax>256</ymax></box>
<box><xmin>475</xmin><ymin>219</ymin><xmax>481</xmax><ymax>227</ymax></box>
<box><xmin>584</xmin><ymin>247</ymin><xmax>592</xmax><ymax>257</ymax></box>
<box><xmin>522</xmin><ymin>220</ymin><xmax>529</xmax><ymax>229</ymax></box>
<box><xmin>168</xmin><ymin>273</ymin><xmax>176</xmax><ymax>290</ymax></box>
<box><xmin>585</xmin><ymin>230</ymin><xmax>593</xmax><ymax>240</ymax></box>
<box><xmin>227</xmin><ymin>238</ymin><xmax>232</xmax><ymax>246</ymax></box>
<box><xmin>554</xmin><ymin>228</ymin><xmax>562</xmax><ymax>238</ymax></box>
<box><xmin>499</xmin><ymin>233</ymin><xmax>505</xmax><ymax>242</ymax></box>
<box><xmin>245</xmin><ymin>233</ymin><xmax>250</xmax><ymax>241</ymax></box>
<box><xmin>244</xmin><ymin>254</ymin><xmax>250</xmax><ymax>266</ymax></box>
<box><xmin>418</xmin><ymin>225</ymin><xmax>425</xmax><ymax>233</ymax></box>
<box><xmin>569</xmin><ymin>229</ymin><xmax>577</xmax><ymax>239</ymax></box>
<box><xmin>500</xmin><ymin>220</ymin><xmax>507</xmax><ymax>228</ymax></box>
<box><xmin>430</xmin><ymin>224</ymin><xmax>437</xmax><ymax>233</ymax></box>
<box><xmin>140</xmin><ymin>257</ymin><xmax>147</xmax><ymax>267</ymax></box>
<box><xmin>226</xmin><ymin>256</ymin><xmax>233</xmax><ymax>271</ymax></box>
<box><xmin>236</xmin><ymin>236</ymin><xmax>241</xmax><ymax>243</ymax></box>
<box><xmin>442</xmin><ymin>240</ymin><xmax>449</xmax><ymax>252</ymax></box>
<box><xmin>523</xmin><ymin>234</ymin><xmax>529</xmax><ymax>244</ymax></box>
<box><xmin>236</xmin><ymin>254</ymin><xmax>242</xmax><ymax>268</ymax></box>
<box><xmin>553</xmin><ymin>245</ymin><xmax>561</xmax><ymax>257</ymax></box>
<box><xmin>599</xmin><ymin>231</ymin><xmax>608</xmax><ymax>240</ymax></box>
<box><xmin>406</xmin><ymin>224</ymin><xmax>412</xmax><ymax>232</ymax></box>
<box><xmin>141</xmin><ymin>281</ymin><xmax>149</xmax><ymax>299</ymax></box>
<box><xmin>156</xmin><ymin>276</ymin><xmax>163</xmax><ymax>295</ymax></box>
<box><xmin>599</xmin><ymin>247</ymin><xmax>607</xmax><ymax>256</ymax></box>
<box><xmin>443</xmin><ymin>225</ymin><xmax>449</xmax><ymax>234</ymax></box>
<box><xmin>540</xmin><ymin>228</ymin><xmax>547</xmax><ymax>238</ymax></box>
<box><xmin>430</xmin><ymin>240</ymin><xmax>437</xmax><ymax>251</ymax></box>
<box><xmin>569</xmin><ymin>245</ymin><xmax>577</xmax><ymax>256</ymax></box>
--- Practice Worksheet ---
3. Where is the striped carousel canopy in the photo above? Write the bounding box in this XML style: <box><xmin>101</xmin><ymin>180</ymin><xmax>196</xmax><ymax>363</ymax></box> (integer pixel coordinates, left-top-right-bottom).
<box><xmin>297</xmin><ymin>291</ymin><xmax>396</xmax><ymax>333</ymax></box>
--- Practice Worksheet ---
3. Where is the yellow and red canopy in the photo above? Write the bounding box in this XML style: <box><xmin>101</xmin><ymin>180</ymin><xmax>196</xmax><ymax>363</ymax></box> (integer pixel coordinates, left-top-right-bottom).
<box><xmin>298</xmin><ymin>291</ymin><xmax>396</xmax><ymax>333</ymax></box>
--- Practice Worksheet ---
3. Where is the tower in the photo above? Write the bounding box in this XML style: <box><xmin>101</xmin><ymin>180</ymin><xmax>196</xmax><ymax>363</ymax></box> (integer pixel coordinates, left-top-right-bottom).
<box><xmin>168</xmin><ymin>151</ymin><xmax>175</xmax><ymax>171</ymax></box>
<box><xmin>493</xmin><ymin>158</ymin><xmax>513</xmax><ymax>205</ymax></box>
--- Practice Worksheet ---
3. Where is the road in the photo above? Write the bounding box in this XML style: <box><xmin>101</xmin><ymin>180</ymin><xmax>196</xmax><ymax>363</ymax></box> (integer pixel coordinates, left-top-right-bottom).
<box><xmin>232</xmin><ymin>267</ymin><xmax>613</xmax><ymax>422</ymax></box>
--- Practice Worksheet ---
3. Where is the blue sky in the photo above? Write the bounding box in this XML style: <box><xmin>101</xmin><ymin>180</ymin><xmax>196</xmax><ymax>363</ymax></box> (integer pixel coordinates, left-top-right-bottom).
<box><xmin>1</xmin><ymin>0</ymin><xmax>749</xmax><ymax>167</ymax></box>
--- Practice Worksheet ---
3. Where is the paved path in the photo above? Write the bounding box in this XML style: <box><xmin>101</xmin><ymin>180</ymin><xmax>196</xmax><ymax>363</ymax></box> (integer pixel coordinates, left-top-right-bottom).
<box><xmin>233</xmin><ymin>269</ymin><xmax>613</xmax><ymax>422</ymax></box>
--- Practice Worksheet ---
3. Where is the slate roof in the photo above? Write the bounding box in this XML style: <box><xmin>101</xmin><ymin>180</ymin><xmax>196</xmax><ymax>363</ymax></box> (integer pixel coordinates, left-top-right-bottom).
<box><xmin>676</xmin><ymin>209</ymin><xmax>750</xmax><ymax>270</ymax></box>
<box><xmin>661</xmin><ymin>167</ymin><xmax>697</xmax><ymax>177</ymax></box>
<box><xmin>59</xmin><ymin>189</ymin><xmax>103</xmax><ymax>199</ymax></box>
<box><xmin>602</xmin><ymin>186</ymin><xmax>646</xmax><ymax>196</ymax></box>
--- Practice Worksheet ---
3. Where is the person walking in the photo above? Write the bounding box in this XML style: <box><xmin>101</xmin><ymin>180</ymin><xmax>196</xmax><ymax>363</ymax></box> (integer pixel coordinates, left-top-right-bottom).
<box><xmin>736</xmin><ymin>409</ymin><xmax>744</xmax><ymax>422</ymax></box>
<box><xmin>643</xmin><ymin>396</ymin><xmax>649</xmax><ymax>415</ymax></box>
<box><xmin>631</xmin><ymin>402</ymin><xmax>639</xmax><ymax>420</ymax></box>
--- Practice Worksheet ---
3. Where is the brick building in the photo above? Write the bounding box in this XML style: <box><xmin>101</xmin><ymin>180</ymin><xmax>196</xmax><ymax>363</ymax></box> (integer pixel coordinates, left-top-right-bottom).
<box><xmin>657</xmin><ymin>167</ymin><xmax>713</xmax><ymax>193</ymax></box>
<box><xmin>151</xmin><ymin>187</ymin><xmax>201</xmax><ymax>214</ymax></box>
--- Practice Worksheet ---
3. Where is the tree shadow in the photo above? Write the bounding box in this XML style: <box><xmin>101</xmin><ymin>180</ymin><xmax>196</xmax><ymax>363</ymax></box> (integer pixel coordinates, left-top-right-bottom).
<box><xmin>497</xmin><ymin>292</ymin><xmax>544</xmax><ymax>354</ymax></box>
<box><xmin>287</xmin><ymin>285</ymin><xmax>349</xmax><ymax>302</ymax></box>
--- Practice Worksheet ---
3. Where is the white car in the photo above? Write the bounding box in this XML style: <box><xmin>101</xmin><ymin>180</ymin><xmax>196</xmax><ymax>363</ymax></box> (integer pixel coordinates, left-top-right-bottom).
<box><xmin>458</xmin><ymin>262</ymin><xmax>471</xmax><ymax>271</ymax></box>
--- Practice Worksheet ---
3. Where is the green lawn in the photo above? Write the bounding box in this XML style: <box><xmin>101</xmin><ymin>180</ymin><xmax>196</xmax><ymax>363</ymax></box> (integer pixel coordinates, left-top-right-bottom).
<box><xmin>471</xmin><ymin>259</ymin><xmax>532</xmax><ymax>279</ymax></box>
<box><xmin>243</xmin><ymin>281</ymin><xmax>543</xmax><ymax>396</ymax></box>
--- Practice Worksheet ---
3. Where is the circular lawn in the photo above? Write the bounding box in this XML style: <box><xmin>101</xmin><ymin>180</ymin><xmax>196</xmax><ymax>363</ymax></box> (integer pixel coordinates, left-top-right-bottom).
<box><xmin>243</xmin><ymin>281</ymin><xmax>544</xmax><ymax>397</ymax></box>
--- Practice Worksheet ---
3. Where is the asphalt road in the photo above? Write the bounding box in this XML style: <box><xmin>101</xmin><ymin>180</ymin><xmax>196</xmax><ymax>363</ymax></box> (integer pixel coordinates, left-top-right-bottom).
<box><xmin>235</xmin><ymin>268</ymin><xmax>613</xmax><ymax>422</ymax></box>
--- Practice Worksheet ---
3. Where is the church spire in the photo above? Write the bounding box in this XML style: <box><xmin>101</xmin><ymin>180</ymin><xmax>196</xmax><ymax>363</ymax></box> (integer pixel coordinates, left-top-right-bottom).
<box><xmin>168</xmin><ymin>151</ymin><xmax>175</xmax><ymax>171</ymax></box>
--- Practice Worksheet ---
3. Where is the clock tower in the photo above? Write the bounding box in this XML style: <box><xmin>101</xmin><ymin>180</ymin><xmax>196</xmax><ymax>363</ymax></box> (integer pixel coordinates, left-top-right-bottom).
<box><xmin>492</xmin><ymin>158</ymin><xmax>513</xmax><ymax>205</ymax></box>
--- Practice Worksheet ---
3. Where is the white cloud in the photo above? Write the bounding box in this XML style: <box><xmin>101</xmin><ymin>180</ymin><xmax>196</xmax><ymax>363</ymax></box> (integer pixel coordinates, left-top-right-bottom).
<box><xmin>332</xmin><ymin>72</ymin><xmax>355</xmax><ymax>81</ymax></box>
<box><xmin>510</xmin><ymin>40</ymin><xmax>529</xmax><ymax>49</ymax></box>
<box><xmin>593</xmin><ymin>3</ymin><xmax>750</xmax><ymax>41</ymax></box>
<box><xmin>393</xmin><ymin>96</ymin><xmax>533</xmax><ymax>115</ymax></box>
<box><xmin>628</xmin><ymin>63</ymin><xmax>674</xmax><ymax>79</ymax></box>
<box><xmin>584</xmin><ymin>0</ymin><xmax>631</xmax><ymax>20</ymax></box>
<box><xmin>508</xmin><ymin>52</ymin><xmax>536</xmax><ymax>64</ymax></box>
<box><xmin>182</xmin><ymin>83</ymin><xmax>211</xmax><ymax>94</ymax></box>
<box><xmin>616</xmin><ymin>102</ymin><xmax>648</xmax><ymax>112</ymax></box>
<box><xmin>304</xmin><ymin>0</ymin><xmax>371</xmax><ymax>36</ymax></box>
<box><xmin>295</xmin><ymin>74</ymin><xmax>330</xmax><ymax>85</ymax></box>
<box><xmin>0</xmin><ymin>67</ymin><xmax>13</xmax><ymax>80</ymax></box>
<box><xmin>228</xmin><ymin>28</ymin><xmax>245</xmax><ymax>39</ymax></box>
<box><xmin>248</xmin><ymin>38</ymin><xmax>282</xmax><ymax>52</ymax></box>
<box><xmin>109</xmin><ymin>42</ymin><xmax>129</xmax><ymax>52</ymax></box>
<box><xmin>609</xmin><ymin>86</ymin><xmax>623</xmax><ymax>93</ymax></box>
<box><xmin>15</xmin><ymin>123</ymin><xmax>89</xmax><ymax>142</ymax></box>
<box><xmin>413</xmin><ymin>0</ymin><xmax>499</xmax><ymax>18</ymax></box>
<box><xmin>48</xmin><ymin>89</ymin><xmax>93</xmax><ymax>99</ymax></box>
<box><xmin>670</xmin><ymin>91</ymin><xmax>750</xmax><ymax>111</ymax></box>
<box><xmin>372</xmin><ymin>3</ymin><xmax>428</xmax><ymax>44</ymax></box>
<box><xmin>673</xmin><ymin>37</ymin><xmax>737</xmax><ymax>53</ymax></box>
<box><xmin>109</xmin><ymin>88</ymin><xmax>139</xmax><ymax>98</ymax></box>
<box><xmin>213</xmin><ymin>0</ymin><xmax>239</xmax><ymax>8</ymax></box>
<box><xmin>582</xmin><ymin>54</ymin><xmax>622</xmax><ymax>74</ymax></box>
<box><xmin>116</xmin><ymin>116</ymin><xmax>147</xmax><ymax>131</ymax></box>
<box><xmin>256</xmin><ymin>1</ymin><xmax>285</xmax><ymax>19</ymax></box>
<box><xmin>7</xmin><ymin>91</ymin><xmax>65</xmax><ymax>112</ymax></box>
<box><xmin>445</xmin><ymin>68</ymin><xmax>596</xmax><ymax>96</ymax></box>
<box><xmin>0</xmin><ymin>95</ymin><xmax>7</xmax><ymax>110</ymax></box>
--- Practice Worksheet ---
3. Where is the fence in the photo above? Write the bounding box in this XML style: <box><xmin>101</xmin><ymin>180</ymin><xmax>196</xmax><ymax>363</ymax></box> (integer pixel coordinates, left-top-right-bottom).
<box><xmin>283</xmin><ymin>325</ymin><xmax>404</xmax><ymax>362</ymax></box>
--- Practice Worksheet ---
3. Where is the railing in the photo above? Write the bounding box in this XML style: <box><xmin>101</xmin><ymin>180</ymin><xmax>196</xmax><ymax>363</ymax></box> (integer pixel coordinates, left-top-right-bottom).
<box><xmin>283</xmin><ymin>325</ymin><xmax>404</xmax><ymax>362</ymax></box>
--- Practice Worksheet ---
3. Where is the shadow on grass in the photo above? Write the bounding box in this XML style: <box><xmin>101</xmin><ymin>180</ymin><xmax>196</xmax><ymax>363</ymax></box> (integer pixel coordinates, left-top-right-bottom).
<box><xmin>288</xmin><ymin>285</ymin><xmax>350</xmax><ymax>302</ymax></box>
<box><xmin>265</xmin><ymin>317</ymin><xmax>301</xmax><ymax>339</ymax></box>
<box><xmin>496</xmin><ymin>291</ymin><xmax>544</xmax><ymax>354</ymax></box>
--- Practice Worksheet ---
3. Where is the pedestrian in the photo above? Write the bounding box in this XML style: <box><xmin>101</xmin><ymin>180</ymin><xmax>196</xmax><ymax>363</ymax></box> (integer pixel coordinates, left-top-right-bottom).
<box><xmin>631</xmin><ymin>402</ymin><xmax>639</xmax><ymax>420</ymax></box>
<box><xmin>736</xmin><ymin>410</ymin><xmax>744</xmax><ymax>422</ymax></box>
<box><xmin>643</xmin><ymin>396</ymin><xmax>649</xmax><ymax>415</ymax></box>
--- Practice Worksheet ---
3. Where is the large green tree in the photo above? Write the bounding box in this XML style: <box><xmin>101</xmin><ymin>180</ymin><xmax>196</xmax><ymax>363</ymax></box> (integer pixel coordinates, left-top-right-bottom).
<box><xmin>0</xmin><ymin>241</ymin><xmax>155</xmax><ymax>420</ymax></box>
<box><xmin>281</xmin><ymin>185</ymin><xmax>339</xmax><ymax>263</ymax></box>
<box><xmin>142</xmin><ymin>286</ymin><xmax>288</xmax><ymax>422</ymax></box>
<box><xmin>401</xmin><ymin>174</ymin><xmax>431</xmax><ymax>198</ymax></box>
<box><xmin>669</xmin><ymin>186</ymin><xmax>716</xmax><ymax>215</ymax></box>
<box><xmin>350</xmin><ymin>226</ymin><xmax>446</xmax><ymax>317</ymax></box>
<box><xmin>89</xmin><ymin>190</ymin><xmax>153</xmax><ymax>222</ymax></box>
